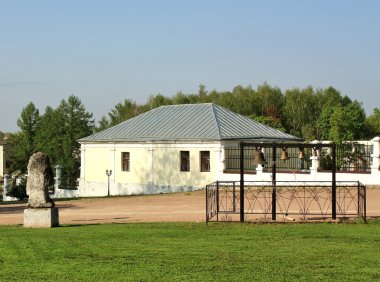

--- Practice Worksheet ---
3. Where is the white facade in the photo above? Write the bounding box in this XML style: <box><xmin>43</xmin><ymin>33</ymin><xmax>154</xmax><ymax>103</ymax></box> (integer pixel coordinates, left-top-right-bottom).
<box><xmin>78</xmin><ymin>141</ymin><xmax>224</xmax><ymax>197</ymax></box>
<box><xmin>76</xmin><ymin>137</ymin><xmax>380</xmax><ymax>198</ymax></box>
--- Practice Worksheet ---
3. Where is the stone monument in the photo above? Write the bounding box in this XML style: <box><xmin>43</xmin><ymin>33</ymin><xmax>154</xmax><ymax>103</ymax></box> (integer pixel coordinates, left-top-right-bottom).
<box><xmin>24</xmin><ymin>152</ymin><xmax>59</xmax><ymax>228</ymax></box>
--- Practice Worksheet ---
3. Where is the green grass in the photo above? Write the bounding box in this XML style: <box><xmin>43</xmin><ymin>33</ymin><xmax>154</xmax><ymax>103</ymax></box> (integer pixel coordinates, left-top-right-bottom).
<box><xmin>1</xmin><ymin>221</ymin><xmax>379</xmax><ymax>281</ymax></box>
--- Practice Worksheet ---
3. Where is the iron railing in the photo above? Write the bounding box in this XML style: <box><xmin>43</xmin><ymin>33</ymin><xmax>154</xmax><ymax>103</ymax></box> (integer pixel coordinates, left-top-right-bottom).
<box><xmin>206</xmin><ymin>181</ymin><xmax>366</xmax><ymax>222</ymax></box>
<box><xmin>224</xmin><ymin>146</ymin><xmax>256</xmax><ymax>173</ymax></box>
<box><xmin>264</xmin><ymin>147</ymin><xmax>312</xmax><ymax>172</ymax></box>
<box><xmin>320</xmin><ymin>143</ymin><xmax>373</xmax><ymax>172</ymax></box>
<box><xmin>224</xmin><ymin>143</ymin><xmax>373</xmax><ymax>173</ymax></box>
<box><xmin>224</xmin><ymin>146</ymin><xmax>312</xmax><ymax>172</ymax></box>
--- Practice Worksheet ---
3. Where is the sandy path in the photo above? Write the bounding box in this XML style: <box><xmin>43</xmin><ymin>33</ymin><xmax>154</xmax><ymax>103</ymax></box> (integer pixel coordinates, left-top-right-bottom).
<box><xmin>0</xmin><ymin>191</ymin><xmax>206</xmax><ymax>225</ymax></box>
<box><xmin>1</xmin><ymin>189</ymin><xmax>379</xmax><ymax>226</ymax></box>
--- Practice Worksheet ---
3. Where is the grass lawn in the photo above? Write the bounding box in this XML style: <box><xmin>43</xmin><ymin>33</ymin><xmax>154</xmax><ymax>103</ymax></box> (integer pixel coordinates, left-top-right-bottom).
<box><xmin>0</xmin><ymin>220</ymin><xmax>379</xmax><ymax>281</ymax></box>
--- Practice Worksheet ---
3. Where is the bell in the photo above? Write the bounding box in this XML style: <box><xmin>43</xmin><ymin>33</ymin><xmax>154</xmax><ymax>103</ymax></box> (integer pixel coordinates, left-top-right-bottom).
<box><xmin>298</xmin><ymin>149</ymin><xmax>305</xmax><ymax>159</ymax></box>
<box><xmin>254</xmin><ymin>148</ymin><xmax>267</xmax><ymax>164</ymax></box>
<box><xmin>280</xmin><ymin>148</ymin><xmax>289</xmax><ymax>161</ymax></box>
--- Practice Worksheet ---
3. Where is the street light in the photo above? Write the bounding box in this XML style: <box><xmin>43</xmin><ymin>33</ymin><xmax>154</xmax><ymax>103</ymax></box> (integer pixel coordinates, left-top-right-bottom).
<box><xmin>106</xmin><ymin>169</ymin><xmax>112</xmax><ymax>196</ymax></box>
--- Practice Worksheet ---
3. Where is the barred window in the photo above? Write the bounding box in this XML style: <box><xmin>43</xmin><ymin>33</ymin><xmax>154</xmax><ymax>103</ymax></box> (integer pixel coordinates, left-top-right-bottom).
<box><xmin>122</xmin><ymin>152</ymin><xmax>130</xmax><ymax>171</ymax></box>
<box><xmin>180</xmin><ymin>151</ymin><xmax>190</xmax><ymax>172</ymax></box>
<box><xmin>200</xmin><ymin>151</ymin><xmax>210</xmax><ymax>172</ymax></box>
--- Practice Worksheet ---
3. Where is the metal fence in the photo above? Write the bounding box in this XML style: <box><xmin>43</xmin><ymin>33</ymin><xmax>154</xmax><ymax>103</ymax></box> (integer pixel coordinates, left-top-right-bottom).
<box><xmin>224</xmin><ymin>143</ymin><xmax>373</xmax><ymax>173</ymax></box>
<box><xmin>264</xmin><ymin>147</ymin><xmax>312</xmax><ymax>172</ymax></box>
<box><xmin>320</xmin><ymin>143</ymin><xmax>373</xmax><ymax>172</ymax></box>
<box><xmin>224</xmin><ymin>146</ymin><xmax>313</xmax><ymax>172</ymax></box>
<box><xmin>224</xmin><ymin>146</ymin><xmax>256</xmax><ymax>173</ymax></box>
<box><xmin>206</xmin><ymin>181</ymin><xmax>366</xmax><ymax>222</ymax></box>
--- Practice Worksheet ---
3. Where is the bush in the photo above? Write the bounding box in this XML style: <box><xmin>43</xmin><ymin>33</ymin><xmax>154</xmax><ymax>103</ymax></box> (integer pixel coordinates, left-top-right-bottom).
<box><xmin>6</xmin><ymin>177</ymin><xmax>28</xmax><ymax>200</ymax></box>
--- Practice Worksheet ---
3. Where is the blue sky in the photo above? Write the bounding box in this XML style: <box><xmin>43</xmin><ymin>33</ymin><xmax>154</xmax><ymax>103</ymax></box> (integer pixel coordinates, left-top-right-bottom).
<box><xmin>1</xmin><ymin>0</ymin><xmax>379</xmax><ymax>132</ymax></box>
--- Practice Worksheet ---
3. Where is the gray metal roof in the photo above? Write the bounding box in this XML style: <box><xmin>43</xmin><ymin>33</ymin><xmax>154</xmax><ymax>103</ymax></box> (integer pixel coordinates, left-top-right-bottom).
<box><xmin>79</xmin><ymin>103</ymin><xmax>302</xmax><ymax>143</ymax></box>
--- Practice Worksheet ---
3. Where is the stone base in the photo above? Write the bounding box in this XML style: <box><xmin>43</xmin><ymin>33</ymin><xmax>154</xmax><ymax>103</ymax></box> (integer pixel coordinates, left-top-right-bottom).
<box><xmin>24</xmin><ymin>208</ymin><xmax>59</xmax><ymax>228</ymax></box>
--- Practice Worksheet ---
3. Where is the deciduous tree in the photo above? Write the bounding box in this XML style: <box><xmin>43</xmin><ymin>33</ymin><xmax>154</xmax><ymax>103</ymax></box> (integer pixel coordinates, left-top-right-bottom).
<box><xmin>329</xmin><ymin>101</ymin><xmax>366</xmax><ymax>141</ymax></box>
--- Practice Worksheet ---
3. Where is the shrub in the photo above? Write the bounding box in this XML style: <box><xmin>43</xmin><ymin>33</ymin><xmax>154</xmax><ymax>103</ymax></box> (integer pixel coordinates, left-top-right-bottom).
<box><xmin>6</xmin><ymin>177</ymin><xmax>28</xmax><ymax>200</ymax></box>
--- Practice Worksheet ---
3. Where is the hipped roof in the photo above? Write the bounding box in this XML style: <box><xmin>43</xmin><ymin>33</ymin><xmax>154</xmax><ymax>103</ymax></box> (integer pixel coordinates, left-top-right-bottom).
<box><xmin>79</xmin><ymin>103</ymin><xmax>302</xmax><ymax>143</ymax></box>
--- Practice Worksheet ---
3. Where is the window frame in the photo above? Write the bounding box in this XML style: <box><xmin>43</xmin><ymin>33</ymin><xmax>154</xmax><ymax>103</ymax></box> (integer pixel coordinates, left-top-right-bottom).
<box><xmin>121</xmin><ymin>152</ymin><xmax>130</xmax><ymax>172</ymax></box>
<box><xmin>180</xmin><ymin>151</ymin><xmax>190</xmax><ymax>172</ymax></box>
<box><xmin>200</xmin><ymin>151</ymin><xmax>210</xmax><ymax>172</ymax></box>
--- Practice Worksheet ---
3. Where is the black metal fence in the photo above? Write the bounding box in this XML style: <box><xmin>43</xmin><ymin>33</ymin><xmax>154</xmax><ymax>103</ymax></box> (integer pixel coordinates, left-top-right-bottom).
<box><xmin>224</xmin><ymin>146</ymin><xmax>313</xmax><ymax>172</ymax></box>
<box><xmin>320</xmin><ymin>143</ymin><xmax>373</xmax><ymax>172</ymax></box>
<box><xmin>224</xmin><ymin>146</ymin><xmax>256</xmax><ymax>173</ymax></box>
<box><xmin>224</xmin><ymin>143</ymin><xmax>373</xmax><ymax>173</ymax></box>
<box><xmin>206</xmin><ymin>181</ymin><xmax>366</xmax><ymax>222</ymax></box>
<box><xmin>265</xmin><ymin>147</ymin><xmax>312</xmax><ymax>172</ymax></box>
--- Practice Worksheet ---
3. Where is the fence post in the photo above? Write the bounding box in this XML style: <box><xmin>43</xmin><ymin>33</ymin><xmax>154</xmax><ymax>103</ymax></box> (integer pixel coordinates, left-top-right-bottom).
<box><xmin>371</xmin><ymin>136</ymin><xmax>380</xmax><ymax>173</ymax></box>
<box><xmin>357</xmin><ymin>181</ymin><xmax>360</xmax><ymax>218</ymax></box>
<box><xmin>216</xmin><ymin>181</ymin><xmax>219</xmax><ymax>215</ymax></box>
<box><xmin>206</xmin><ymin>184</ymin><xmax>209</xmax><ymax>223</ymax></box>
<box><xmin>240</xmin><ymin>142</ymin><xmax>245</xmax><ymax>222</ymax></box>
<box><xmin>233</xmin><ymin>182</ymin><xmax>236</xmax><ymax>213</ymax></box>
<box><xmin>364</xmin><ymin>184</ymin><xmax>367</xmax><ymax>222</ymax></box>
<box><xmin>272</xmin><ymin>146</ymin><xmax>277</xmax><ymax>221</ymax></box>
<box><xmin>216</xmin><ymin>181</ymin><xmax>220</xmax><ymax>222</ymax></box>
<box><xmin>332</xmin><ymin>144</ymin><xmax>337</xmax><ymax>219</ymax></box>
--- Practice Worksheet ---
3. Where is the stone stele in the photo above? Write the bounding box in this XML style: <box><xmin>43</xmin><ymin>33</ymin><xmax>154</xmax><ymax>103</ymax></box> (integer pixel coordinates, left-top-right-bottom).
<box><xmin>24</xmin><ymin>152</ymin><xmax>59</xmax><ymax>228</ymax></box>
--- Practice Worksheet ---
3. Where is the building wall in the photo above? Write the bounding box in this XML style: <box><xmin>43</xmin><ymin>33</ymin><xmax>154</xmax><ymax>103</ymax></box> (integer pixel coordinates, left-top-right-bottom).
<box><xmin>152</xmin><ymin>144</ymin><xmax>218</xmax><ymax>187</ymax></box>
<box><xmin>79</xmin><ymin>142</ymin><xmax>222</xmax><ymax>197</ymax></box>
<box><xmin>76</xmin><ymin>137</ymin><xmax>380</xmax><ymax>198</ymax></box>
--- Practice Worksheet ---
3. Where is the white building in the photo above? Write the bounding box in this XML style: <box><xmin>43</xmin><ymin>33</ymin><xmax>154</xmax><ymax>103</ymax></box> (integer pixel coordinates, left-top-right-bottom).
<box><xmin>77</xmin><ymin>103</ymin><xmax>301</xmax><ymax>197</ymax></box>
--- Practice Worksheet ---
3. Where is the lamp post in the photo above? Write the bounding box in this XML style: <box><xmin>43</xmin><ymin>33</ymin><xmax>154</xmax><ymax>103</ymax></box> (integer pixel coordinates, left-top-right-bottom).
<box><xmin>106</xmin><ymin>169</ymin><xmax>112</xmax><ymax>196</ymax></box>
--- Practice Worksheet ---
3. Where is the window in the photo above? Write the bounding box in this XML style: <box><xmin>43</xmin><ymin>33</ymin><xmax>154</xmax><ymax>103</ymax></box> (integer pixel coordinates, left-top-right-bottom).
<box><xmin>121</xmin><ymin>152</ymin><xmax>130</xmax><ymax>171</ymax></box>
<box><xmin>180</xmin><ymin>151</ymin><xmax>190</xmax><ymax>171</ymax></box>
<box><xmin>200</xmin><ymin>151</ymin><xmax>210</xmax><ymax>172</ymax></box>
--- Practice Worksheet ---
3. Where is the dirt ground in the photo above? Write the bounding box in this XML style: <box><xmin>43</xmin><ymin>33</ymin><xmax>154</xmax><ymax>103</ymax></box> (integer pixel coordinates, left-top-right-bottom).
<box><xmin>1</xmin><ymin>189</ymin><xmax>379</xmax><ymax>226</ymax></box>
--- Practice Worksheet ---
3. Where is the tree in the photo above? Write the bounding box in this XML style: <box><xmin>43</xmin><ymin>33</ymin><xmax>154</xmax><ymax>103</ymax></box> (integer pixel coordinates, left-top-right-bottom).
<box><xmin>252</xmin><ymin>116</ymin><xmax>285</xmax><ymax>131</ymax></box>
<box><xmin>7</xmin><ymin>103</ymin><xmax>40</xmax><ymax>173</ymax></box>
<box><xmin>57</xmin><ymin>96</ymin><xmax>94</xmax><ymax>187</ymax></box>
<box><xmin>282</xmin><ymin>87</ymin><xmax>316</xmax><ymax>139</ymax></box>
<box><xmin>34</xmin><ymin>96</ymin><xmax>94</xmax><ymax>187</ymax></box>
<box><xmin>6</xmin><ymin>132</ymin><xmax>29</xmax><ymax>173</ymax></box>
<box><xmin>17</xmin><ymin>102</ymin><xmax>40</xmax><ymax>159</ymax></box>
<box><xmin>329</xmin><ymin>101</ymin><xmax>366</xmax><ymax>142</ymax></box>
<box><xmin>364</xmin><ymin>108</ymin><xmax>380</xmax><ymax>137</ymax></box>
<box><xmin>35</xmin><ymin>106</ymin><xmax>66</xmax><ymax>167</ymax></box>
<box><xmin>254</xmin><ymin>83</ymin><xmax>283</xmax><ymax>118</ymax></box>
<box><xmin>95</xmin><ymin>115</ymin><xmax>110</xmax><ymax>132</ymax></box>
<box><xmin>95</xmin><ymin>83</ymin><xmax>369</xmax><ymax>142</ymax></box>
<box><xmin>198</xmin><ymin>84</ymin><xmax>207</xmax><ymax>102</ymax></box>
<box><xmin>109</xmin><ymin>99</ymin><xmax>139</xmax><ymax>126</ymax></box>
<box><xmin>316</xmin><ymin>106</ymin><xmax>335</xmax><ymax>140</ymax></box>
<box><xmin>314</xmin><ymin>86</ymin><xmax>343</xmax><ymax>113</ymax></box>
<box><xmin>147</xmin><ymin>94</ymin><xmax>173</xmax><ymax>109</ymax></box>
<box><xmin>230</xmin><ymin>85</ymin><xmax>256</xmax><ymax>116</ymax></box>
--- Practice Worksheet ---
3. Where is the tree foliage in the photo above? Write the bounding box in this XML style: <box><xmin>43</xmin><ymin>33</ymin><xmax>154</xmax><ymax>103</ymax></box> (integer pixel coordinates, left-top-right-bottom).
<box><xmin>365</xmin><ymin>108</ymin><xmax>380</xmax><ymax>136</ymax></box>
<box><xmin>109</xmin><ymin>99</ymin><xmax>139</xmax><ymax>127</ymax></box>
<box><xmin>56</xmin><ymin>96</ymin><xmax>94</xmax><ymax>186</ymax></box>
<box><xmin>328</xmin><ymin>102</ymin><xmax>366</xmax><ymax>142</ymax></box>
<box><xmin>94</xmin><ymin>83</ymin><xmax>371</xmax><ymax>143</ymax></box>
<box><xmin>6</xmin><ymin>83</ymin><xmax>376</xmax><ymax>181</ymax></box>
<box><xmin>7</xmin><ymin>96</ymin><xmax>94</xmax><ymax>187</ymax></box>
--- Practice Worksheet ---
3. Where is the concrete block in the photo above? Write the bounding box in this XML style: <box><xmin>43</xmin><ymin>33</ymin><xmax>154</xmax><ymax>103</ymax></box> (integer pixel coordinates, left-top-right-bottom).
<box><xmin>24</xmin><ymin>208</ymin><xmax>59</xmax><ymax>228</ymax></box>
